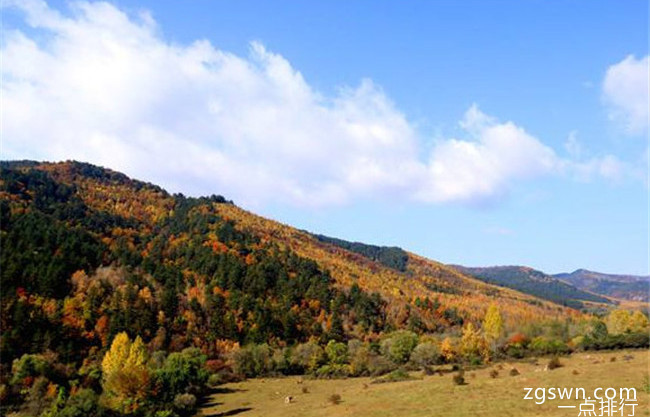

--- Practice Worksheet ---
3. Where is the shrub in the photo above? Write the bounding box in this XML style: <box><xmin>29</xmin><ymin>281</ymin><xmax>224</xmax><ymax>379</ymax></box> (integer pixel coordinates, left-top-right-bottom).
<box><xmin>381</xmin><ymin>331</ymin><xmax>418</xmax><ymax>364</ymax></box>
<box><xmin>452</xmin><ymin>371</ymin><xmax>465</xmax><ymax>386</ymax></box>
<box><xmin>366</xmin><ymin>353</ymin><xmax>395</xmax><ymax>377</ymax></box>
<box><xmin>54</xmin><ymin>388</ymin><xmax>102</xmax><ymax>417</ymax></box>
<box><xmin>489</xmin><ymin>370</ymin><xmax>499</xmax><ymax>378</ymax></box>
<box><xmin>173</xmin><ymin>393</ymin><xmax>197</xmax><ymax>415</ymax></box>
<box><xmin>154</xmin><ymin>348</ymin><xmax>208</xmax><ymax>403</ymax></box>
<box><xmin>10</xmin><ymin>354</ymin><xmax>51</xmax><ymax>385</ymax></box>
<box><xmin>314</xmin><ymin>364</ymin><xmax>351</xmax><ymax>379</ymax></box>
<box><xmin>325</xmin><ymin>340</ymin><xmax>348</xmax><ymax>365</ymax></box>
<box><xmin>328</xmin><ymin>394</ymin><xmax>342</xmax><ymax>405</ymax></box>
<box><xmin>505</xmin><ymin>345</ymin><xmax>525</xmax><ymax>358</ymax></box>
<box><xmin>529</xmin><ymin>337</ymin><xmax>569</xmax><ymax>355</ymax></box>
<box><xmin>302</xmin><ymin>386</ymin><xmax>309</xmax><ymax>394</ymax></box>
<box><xmin>410</xmin><ymin>342</ymin><xmax>441</xmax><ymax>368</ymax></box>
<box><xmin>229</xmin><ymin>344</ymin><xmax>273</xmax><ymax>378</ymax></box>
<box><xmin>509</xmin><ymin>368</ymin><xmax>520</xmax><ymax>376</ymax></box>
<box><xmin>207</xmin><ymin>373</ymin><xmax>224</xmax><ymax>387</ymax></box>
<box><xmin>290</xmin><ymin>342</ymin><xmax>325</xmax><ymax>374</ymax></box>
<box><xmin>372</xmin><ymin>368</ymin><xmax>413</xmax><ymax>384</ymax></box>
<box><xmin>548</xmin><ymin>357</ymin><xmax>562</xmax><ymax>370</ymax></box>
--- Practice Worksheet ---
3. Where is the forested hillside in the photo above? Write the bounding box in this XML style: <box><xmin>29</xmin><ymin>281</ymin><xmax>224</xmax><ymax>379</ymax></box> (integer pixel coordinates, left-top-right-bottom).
<box><xmin>452</xmin><ymin>265</ymin><xmax>612</xmax><ymax>309</ymax></box>
<box><xmin>1</xmin><ymin>161</ymin><xmax>647</xmax><ymax>417</ymax></box>
<box><xmin>555</xmin><ymin>269</ymin><xmax>650</xmax><ymax>302</ymax></box>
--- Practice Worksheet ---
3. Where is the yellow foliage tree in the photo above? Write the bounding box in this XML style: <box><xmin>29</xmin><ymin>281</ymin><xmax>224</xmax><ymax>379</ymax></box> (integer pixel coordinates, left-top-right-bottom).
<box><xmin>628</xmin><ymin>310</ymin><xmax>649</xmax><ymax>333</ymax></box>
<box><xmin>101</xmin><ymin>332</ymin><xmax>150</xmax><ymax>414</ymax></box>
<box><xmin>605</xmin><ymin>309</ymin><xmax>631</xmax><ymax>335</ymax></box>
<box><xmin>440</xmin><ymin>337</ymin><xmax>456</xmax><ymax>362</ymax></box>
<box><xmin>460</xmin><ymin>322</ymin><xmax>490</xmax><ymax>362</ymax></box>
<box><xmin>482</xmin><ymin>303</ymin><xmax>504</xmax><ymax>342</ymax></box>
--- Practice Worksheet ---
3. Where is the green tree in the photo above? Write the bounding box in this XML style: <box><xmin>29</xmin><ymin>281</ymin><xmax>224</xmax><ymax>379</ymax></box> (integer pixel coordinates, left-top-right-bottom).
<box><xmin>325</xmin><ymin>340</ymin><xmax>348</xmax><ymax>365</ymax></box>
<box><xmin>382</xmin><ymin>331</ymin><xmax>418</xmax><ymax>364</ymax></box>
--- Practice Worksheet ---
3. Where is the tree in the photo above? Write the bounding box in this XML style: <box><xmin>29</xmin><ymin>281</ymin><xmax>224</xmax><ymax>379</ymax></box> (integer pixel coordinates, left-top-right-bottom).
<box><xmin>605</xmin><ymin>310</ymin><xmax>631</xmax><ymax>335</ymax></box>
<box><xmin>101</xmin><ymin>332</ymin><xmax>150</xmax><ymax>414</ymax></box>
<box><xmin>325</xmin><ymin>340</ymin><xmax>348</xmax><ymax>365</ymax></box>
<box><xmin>483</xmin><ymin>303</ymin><xmax>504</xmax><ymax>342</ymax></box>
<box><xmin>381</xmin><ymin>331</ymin><xmax>418</xmax><ymax>364</ymax></box>
<box><xmin>460</xmin><ymin>323</ymin><xmax>489</xmax><ymax>362</ymax></box>
<box><xmin>440</xmin><ymin>337</ymin><xmax>456</xmax><ymax>363</ymax></box>
<box><xmin>410</xmin><ymin>342</ymin><xmax>440</xmax><ymax>368</ymax></box>
<box><xmin>154</xmin><ymin>348</ymin><xmax>208</xmax><ymax>402</ymax></box>
<box><xmin>628</xmin><ymin>310</ymin><xmax>649</xmax><ymax>333</ymax></box>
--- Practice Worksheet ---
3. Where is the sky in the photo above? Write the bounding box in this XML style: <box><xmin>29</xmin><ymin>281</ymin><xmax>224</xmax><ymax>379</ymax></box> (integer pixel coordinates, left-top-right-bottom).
<box><xmin>2</xmin><ymin>0</ymin><xmax>649</xmax><ymax>275</ymax></box>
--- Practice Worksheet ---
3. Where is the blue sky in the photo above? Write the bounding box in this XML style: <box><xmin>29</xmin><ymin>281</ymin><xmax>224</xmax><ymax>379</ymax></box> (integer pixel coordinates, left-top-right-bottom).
<box><xmin>2</xmin><ymin>0</ymin><xmax>648</xmax><ymax>274</ymax></box>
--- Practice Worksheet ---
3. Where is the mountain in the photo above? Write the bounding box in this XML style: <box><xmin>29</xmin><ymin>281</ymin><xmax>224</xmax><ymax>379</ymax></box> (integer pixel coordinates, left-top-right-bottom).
<box><xmin>0</xmin><ymin>161</ymin><xmax>585</xmax><ymax>364</ymax></box>
<box><xmin>555</xmin><ymin>269</ymin><xmax>650</xmax><ymax>302</ymax></box>
<box><xmin>451</xmin><ymin>265</ymin><xmax>613</xmax><ymax>309</ymax></box>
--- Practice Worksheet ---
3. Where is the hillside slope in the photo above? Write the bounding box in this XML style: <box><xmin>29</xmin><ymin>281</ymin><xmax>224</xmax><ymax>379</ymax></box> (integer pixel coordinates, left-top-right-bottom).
<box><xmin>1</xmin><ymin>161</ymin><xmax>583</xmax><ymax>364</ymax></box>
<box><xmin>213</xmin><ymin>200</ymin><xmax>582</xmax><ymax>330</ymax></box>
<box><xmin>452</xmin><ymin>265</ymin><xmax>612</xmax><ymax>309</ymax></box>
<box><xmin>555</xmin><ymin>269</ymin><xmax>650</xmax><ymax>302</ymax></box>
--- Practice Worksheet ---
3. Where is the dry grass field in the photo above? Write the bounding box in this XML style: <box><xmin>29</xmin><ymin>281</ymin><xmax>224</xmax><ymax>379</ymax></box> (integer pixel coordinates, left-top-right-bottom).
<box><xmin>199</xmin><ymin>350</ymin><xmax>650</xmax><ymax>417</ymax></box>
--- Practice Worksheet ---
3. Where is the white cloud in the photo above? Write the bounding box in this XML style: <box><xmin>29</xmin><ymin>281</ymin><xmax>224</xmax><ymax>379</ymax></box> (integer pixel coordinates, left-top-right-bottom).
<box><xmin>602</xmin><ymin>55</ymin><xmax>649</xmax><ymax>135</ymax></box>
<box><xmin>0</xmin><ymin>1</ymin><xmax>631</xmax><ymax>208</ymax></box>
<box><xmin>415</xmin><ymin>105</ymin><xmax>560</xmax><ymax>203</ymax></box>
<box><xmin>564</xmin><ymin>130</ymin><xmax>582</xmax><ymax>158</ymax></box>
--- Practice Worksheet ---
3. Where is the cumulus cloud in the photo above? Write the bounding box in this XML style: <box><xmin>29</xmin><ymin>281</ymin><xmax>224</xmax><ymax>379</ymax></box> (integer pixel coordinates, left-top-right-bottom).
<box><xmin>602</xmin><ymin>55</ymin><xmax>649</xmax><ymax>135</ymax></box>
<box><xmin>414</xmin><ymin>105</ymin><xmax>559</xmax><ymax>203</ymax></box>
<box><xmin>0</xmin><ymin>1</ymin><xmax>629</xmax><ymax>207</ymax></box>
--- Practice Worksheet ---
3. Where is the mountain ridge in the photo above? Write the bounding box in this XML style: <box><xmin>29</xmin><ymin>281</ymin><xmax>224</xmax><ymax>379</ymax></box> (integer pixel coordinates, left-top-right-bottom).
<box><xmin>554</xmin><ymin>269</ymin><xmax>649</xmax><ymax>302</ymax></box>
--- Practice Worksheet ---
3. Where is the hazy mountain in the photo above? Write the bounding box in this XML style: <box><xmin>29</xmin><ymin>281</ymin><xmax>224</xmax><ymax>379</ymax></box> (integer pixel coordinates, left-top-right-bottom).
<box><xmin>451</xmin><ymin>265</ymin><xmax>613</xmax><ymax>309</ymax></box>
<box><xmin>554</xmin><ymin>269</ymin><xmax>650</xmax><ymax>302</ymax></box>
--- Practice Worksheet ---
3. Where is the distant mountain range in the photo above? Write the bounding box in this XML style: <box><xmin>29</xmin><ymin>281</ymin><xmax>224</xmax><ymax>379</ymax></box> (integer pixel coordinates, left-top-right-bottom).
<box><xmin>554</xmin><ymin>269</ymin><xmax>650</xmax><ymax>302</ymax></box>
<box><xmin>451</xmin><ymin>265</ymin><xmax>613</xmax><ymax>309</ymax></box>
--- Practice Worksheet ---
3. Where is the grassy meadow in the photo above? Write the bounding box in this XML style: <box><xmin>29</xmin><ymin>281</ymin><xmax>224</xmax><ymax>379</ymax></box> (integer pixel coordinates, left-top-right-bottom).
<box><xmin>199</xmin><ymin>349</ymin><xmax>650</xmax><ymax>417</ymax></box>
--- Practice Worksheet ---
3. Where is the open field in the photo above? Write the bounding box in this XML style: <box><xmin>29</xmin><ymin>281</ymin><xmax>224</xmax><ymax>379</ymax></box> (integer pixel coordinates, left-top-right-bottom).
<box><xmin>199</xmin><ymin>350</ymin><xmax>650</xmax><ymax>417</ymax></box>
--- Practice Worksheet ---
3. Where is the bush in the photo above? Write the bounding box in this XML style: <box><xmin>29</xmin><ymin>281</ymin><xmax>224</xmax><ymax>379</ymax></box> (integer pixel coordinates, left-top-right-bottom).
<box><xmin>290</xmin><ymin>342</ymin><xmax>325</xmax><ymax>374</ymax></box>
<box><xmin>366</xmin><ymin>353</ymin><xmax>395</xmax><ymax>377</ymax></box>
<box><xmin>154</xmin><ymin>348</ymin><xmax>208</xmax><ymax>403</ymax></box>
<box><xmin>207</xmin><ymin>373</ymin><xmax>224</xmax><ymax>387</ymax></box>
<box><xmin>452</xmin><ymin>371</ymin><xmax>465</xmax><ymax>386</ymax></box>
<box><xmin>348</xmin><ymin>344</ymin><xmax>371</xmax><ymax>376</ymax></box>
<box><xmin>173</xmin><ymin>393</ymin><xmax>197</xmax><ymax>415</ymax></box>
<box><xmin>328</xmin><ymin>393</ymin><xmax>342</xmax><ymax>405</ymax></box>
<box><xmin>489</xmin><ymin>370</ymin><xmax>499</xmax><ymax>378</ymax></box>
<box><xmin>529</xmin><ymin>337</ymin><xmax>569</xmax><ymax>355</ymax></box>
<box><xmin>53</xmin><ymin>388</ymin><xmax>102</xmax><ymax>417</ymax></box>
<box><xmin>314</xmin><ymin>364</ymin><xmax>351</xmax><ymax>379</ymax></box>
<box><xmin>325</xmin><ymin>340</ymin><xmax>348</xmax><ymax>365</ymax></box>
<box><xmin>548</xmin><ymin>357</ymin><xmax>562</xmax><ymax>370</ymax></box>
<box><xmin>10</xmin><ymin>354</ymin><xmax>51</xmax><ymax>385</ymax></box>
<box><xmin>410</xmin><ymin>342</ymin><xmax>441</xmax><ymax>368</ymax></box>
<box><xmin>381</xmin><ymin>331</ymin><xmax>418</xmax><ymax>364</ymax></box>
<box><xmin>372</xmin><ymin>368</ymin><xmax>413</xmax><ymax>384</ymax></box>
<box><xmin>230</xmin><ymin>344</ymin><xmax>273</xmax><ymax>377</ymax></box>
<box><xmin>580</xmin><ymin>332</ymin><xmax>650</xmax><ymax>350</ymax></box>
<box><xmin>509</xmin><ymin>368</ymin><xmax>520</xmax><ymax>376</ymax></box>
